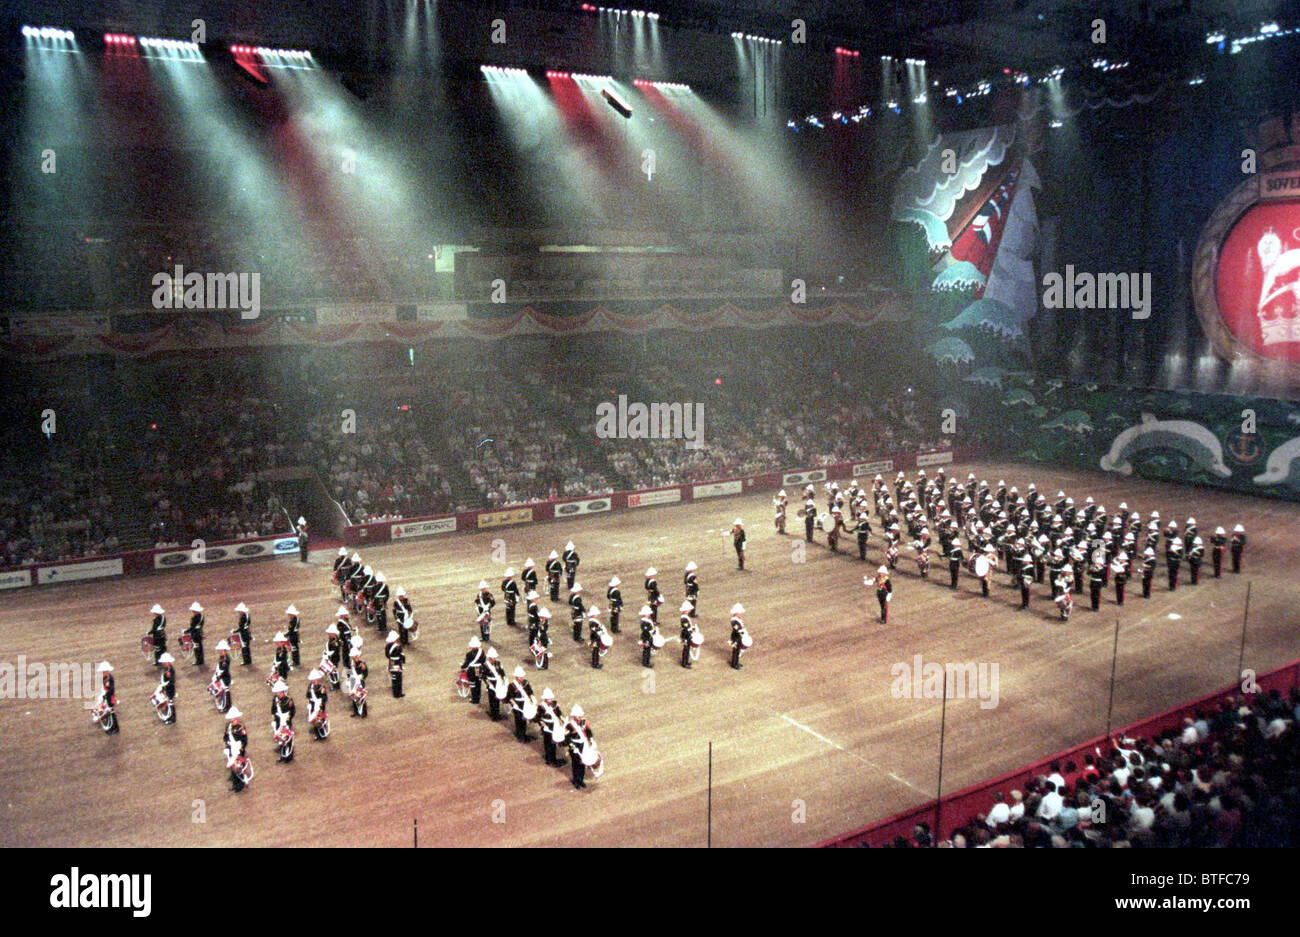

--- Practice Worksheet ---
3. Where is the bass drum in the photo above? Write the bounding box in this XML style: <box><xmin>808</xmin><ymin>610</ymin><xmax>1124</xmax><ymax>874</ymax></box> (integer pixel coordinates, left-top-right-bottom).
<box><xmin>740</xmin><ymin>631</ymin><xmax>754</xmax><ymax>648</ymax></box>
<box><xmin>521</xmin><ymin>698</ymin><xmax>538</xmax><ymax>720</ymax></box>
<box><xmin>587</xmin><ymin>751</ymin><xmax>604</xmax><ymax>779</ymax></box>
<box><xmin>455</xmin><ymin>670</ymin><xmax>471</xmax><ymax>697</ymax></box>
<box><xmin>973</xmin><ymin>555</ymin><xmax>992</xmax><ymax>578</ymax></box>
<box><xmin>599</xmin><ymin>631</ymin><xmax>614</xmax><ymax>649</ymax></box>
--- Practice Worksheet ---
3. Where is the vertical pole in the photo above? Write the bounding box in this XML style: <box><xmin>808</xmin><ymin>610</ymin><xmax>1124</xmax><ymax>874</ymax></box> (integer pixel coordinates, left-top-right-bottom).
<box><xmin>1236</xmin><ymin>581</ymin><xmax>1251</xmax><ymax>690</ymax></box>
<box><xmin>413</xmin><ymin>818</ymin><xmax>418</xmax><ymax>849</ymax></box>
<box><xmin>707</xmin><ymin>740</ymin><xmax>713</xmax><ymax>848</ymax></box>
<box><xmin>1104</xmin><ymin>618</ymin><xmax>1121</xmax><ymax>739</ymax></box>
<box><xmin>935</xmin><ymin>672</ymin><xmax>949</xmax><ymax>842</ymax></box>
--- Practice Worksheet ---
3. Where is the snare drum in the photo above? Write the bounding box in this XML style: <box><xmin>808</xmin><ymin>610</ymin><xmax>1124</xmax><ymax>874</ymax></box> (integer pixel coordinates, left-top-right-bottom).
<box><xmin>207</xmin><ymin>675</ymin><xmax>224</xmax><ymax>698</ymax></box>
<box><xmin>179</xmin><ymin>633</ymin><xmax>194</xmax><ymax>654</ymax></box>
<box><xmin>150</xmin><ymin>687</ymin><xmax>169</xmax><ymax>711</ymax></box>
<box><xmin>228</xmin><ymin>632</ymin><xmax>243</xmax><ymax>650</ymax></box>
<box><xmin>455</xmin><ymin>670</ymin><xmax>471</xmax><ymax>698</ymax></box>
<box><xmin>140</xmin><ymin>636</ymin><xmax>154</xmax><ymax>658</ymax></box>
<box><xmin>319</xmin><ymin>658</ymin><xmax>336</xmax><ymax>677</ymax></box>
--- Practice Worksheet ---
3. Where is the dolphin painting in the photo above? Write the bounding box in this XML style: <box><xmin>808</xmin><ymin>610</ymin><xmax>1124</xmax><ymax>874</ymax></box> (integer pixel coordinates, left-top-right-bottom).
<box><xmin>1254</xmin><ymin>435</ymin><xmax>1300</xmax><ymax>487</ymax></box>
<box><xmin>1099</xmin><ymin>413</ymin><xmax>1233</xmax><ymax>478</ymax></box>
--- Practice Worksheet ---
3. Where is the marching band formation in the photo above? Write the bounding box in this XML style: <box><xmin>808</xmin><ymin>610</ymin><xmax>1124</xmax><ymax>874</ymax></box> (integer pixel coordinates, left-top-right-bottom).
<box><xmin>90</xmin><ymin>464</ymin><xmax>1248</xmax><ymax>801</ymax></box>
<box><xmin>781</xmin><ymin>468</ymin><xmax>1248</xmax><ymax>624</ymax></box>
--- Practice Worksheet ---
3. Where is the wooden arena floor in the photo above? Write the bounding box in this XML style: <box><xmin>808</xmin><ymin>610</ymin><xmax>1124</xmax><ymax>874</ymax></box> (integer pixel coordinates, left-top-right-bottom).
<box><xmin>1</xmin><ymin>461</ymin><xmax>1297</xmax><ymax>848</ymax></box>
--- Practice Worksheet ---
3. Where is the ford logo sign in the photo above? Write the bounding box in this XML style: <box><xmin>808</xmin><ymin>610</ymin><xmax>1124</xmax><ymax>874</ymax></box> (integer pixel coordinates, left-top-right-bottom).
<box><xmin>160</xmin><ymin>554</ymin><xmax>188</xmax><ymax>566</ymax></box>
<box><xmin>274</xmin><ymin>539</ymin><xmax>298</xmax><ymax>551</ymax></box>
<box><xmin>558</xmin><ymin>504</ymin><xmax>580</xmax><ymax>515</ymax></box>
<box><xmin>205</xmin><ymin>548</ymin><xmax>229</xmax><ymax>560</ymax></box>
<box><xmin>589</xmin><ymin>500</ymin><xmax>608</xmax><ymax>511</ymax></box>
<box><xmin>236</xmin><ymin>545</ymin><xmax>263</xmax><ymax>557</ymax></box>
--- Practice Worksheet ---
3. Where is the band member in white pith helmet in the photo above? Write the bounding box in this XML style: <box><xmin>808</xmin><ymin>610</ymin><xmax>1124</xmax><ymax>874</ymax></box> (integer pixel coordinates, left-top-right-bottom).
<box><xmin>393</xmin><ymin>587</ymin><xmax>418</xmax><ymax>644</ymax></box>
<box><xmin>284</xmin><ymin>605</ymin><xmax>301</xmax><ymax>668</ymax></box>
<box><xmin>522</xmin><ymin>557</ymin><xmax>539</xmax><ymax>596</ymax></box>
<box><xmin>606</xmin><ymin>577</ymin><xmax>623</xmax><ymax>633</ymax></box>
<box><xmin>565</xmin><ymin>705</ymin><xmax>596</xmax><ymax>790</ymax></box>
<box><xmin>507</xmin><ymin>666</ymin><xmax>537</xmax><ymax>742</ymax></box>
<box><xmin>348</xmin><ymin>647</ymin><xmax>368</xmax><ymax>718</ymax></box>
<box><xmin>211</xmin><ymin>641</ymin><xmax>233</xmax><ymax>713</ymax></box>
<box><xmin>385</xmin><ymin>630</ymin><xmax>405</xmax><ymax>698</ymax></box>
<box><xmin>155</xmin><ymin>653</ymin><xmax>177</xmax><ymax>724</ymax></box>
<box><xmin>270</xmin><ymin>680</ymin><xmax>295</xmax><ymax>763</ymax></box>
<box><xmin>186</xmin><ymin>602</ymin><xmax>205</xmax><ymax>667</ymax></box>
<box><xmin>482</xmin><ymin>647</ymin><xmax>507</xmax><ymax>722</ymax></box>
<box><xmin>460</xmin><ymin>636</ymin><xmax>485</xmax><ymax>704</ymax></box>
<box><xmin>683</xmin><ymin>562</ymin><xmax>700</xmax><ymax>612</ymax></box>
<box><xmin>644</xmin><ymin>568</ymin><xmax>662</xmax><ymax>623</ymax></box>
<box><xmin>531</xmin><ymin>607</ymin><xmax>552</xmax><ymax>670</ymax></box>
<box><xmin>587</xmin><ymin>606</ymin><xmax>611</xmax><ymax>669</ymax></box>
<box><xmin>638</xmin><ymin>605</ymin><xmax>658</xmax><ymax>668</ymax></box>
<box><xmin>322</xmin><ymin>623</ymin><xmax>342</xmax><ymax>690</ymax></box>
<box><xmin>728</xmin><ymin>604</ymin><xmax>750</xmax><ymax>670</ymax></box>
<box><xmin>95</xmin><ymin>662</ymin><xmax>119</xmax><ymax>734</ymax></box>
<box><xmin>680</xmin><ymin>600</ymin><xmax>701</xmax><ymax>669</ymax></box>
<box><xmin>537</xmin><ymin>688</ymin><xmax>565</xmax><ymax>766</ymax></box>
<box><xmin>475</xmin><ymin>581</ymin><xmax>495</xmax><ymax>641</ymax></box>
<box><xmin>871</xmin><ymin>566</ymin><xmax>893</xmax><ymax>623</ymax></box>
<box><xmin>224</xmin><ymin>708</ymin><xmax>250</xmax><ymax>792</ymax></box>
<box><xmin>546</xmin><ymin>551</ymin><xmax>562</xmax><ymax>601</ymax></box>
<box><xmin>568</xmin><ymin>583</ymin><xmax>585</xmax><ymax>642</ymax></box>
<box><xmin>234</xmin><ymin>602</ymin><xmax>253</xmax><ymax>667</ymax></box>
<box><xmin>563</xmin><ymin>541</ymin><xmax>580</xmax><ymax>590</ymax></box>
<box><xmin>306</xmin><ymin>669</ymin><xmax>329</xmax><ymax>740</ymax></box>
<box><xmin>146</xmin><ymin>604</ymin><xmax>167</xmax><ymax>667</ymax></box>
<box><xmin>502</xmin><ymin>567</ymin><xmax>519</xmax><ymax>628</ymax></box>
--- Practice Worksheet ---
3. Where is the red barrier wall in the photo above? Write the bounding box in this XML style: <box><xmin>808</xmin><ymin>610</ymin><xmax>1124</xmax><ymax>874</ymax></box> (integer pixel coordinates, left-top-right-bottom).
<box><xmin>818</xmin><ymin>659</ymin><xmax>1300</xmax><ymax>847</ymax></box>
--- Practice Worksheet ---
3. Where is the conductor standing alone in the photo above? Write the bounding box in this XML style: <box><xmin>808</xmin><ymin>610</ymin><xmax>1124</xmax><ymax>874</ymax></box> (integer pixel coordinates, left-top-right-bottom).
<box><xmin>731</xmin><ymin>518</ymin><xmax>746</xmax><ymax>570</ymax></box>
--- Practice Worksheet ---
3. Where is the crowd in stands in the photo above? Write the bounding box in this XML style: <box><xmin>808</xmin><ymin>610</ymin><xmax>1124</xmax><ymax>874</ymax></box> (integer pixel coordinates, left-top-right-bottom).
<box><xmin>878</xmin><ymin>689</ymin><xmax>1300</xmax><ymax>848</ymax></box>
<box><xmin>0</xmin><ymin>327</ymin><xmax>974</xmax><ymax>566</ymax></box>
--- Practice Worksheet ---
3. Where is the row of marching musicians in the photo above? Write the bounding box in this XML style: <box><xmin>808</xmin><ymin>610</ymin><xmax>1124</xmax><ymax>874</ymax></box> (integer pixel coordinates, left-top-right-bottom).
<box><xmin>472</xmin><ymin>562</ymin><xmax>753</xmax><ymax>671</ymax></box>
<box><xmin>332</xmin><ymin>549</ymin><xmax>422</xmax><ymax>645</ymax></box>
<box><xmin>456</xmin><ymin>638</ymin><xmax>602</xmax><ymax>790</ymax></box>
